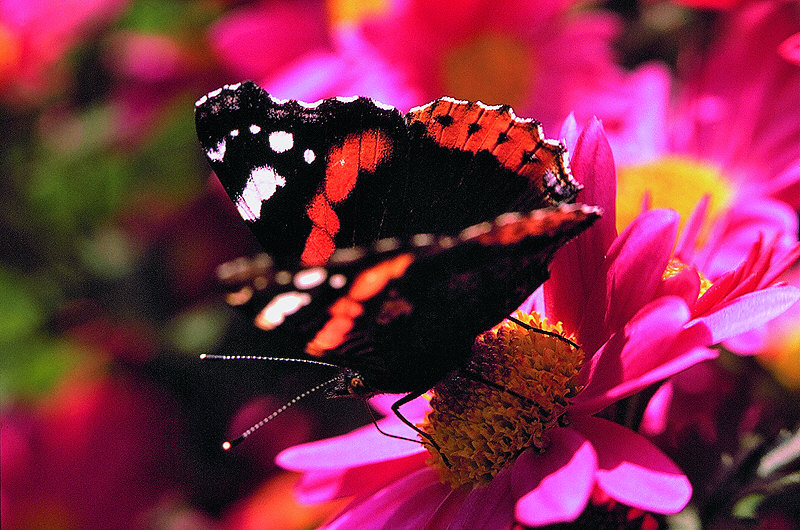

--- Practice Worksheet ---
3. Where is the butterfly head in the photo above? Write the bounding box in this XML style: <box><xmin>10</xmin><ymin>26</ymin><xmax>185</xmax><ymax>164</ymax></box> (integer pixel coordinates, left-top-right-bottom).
<box><xmin>328</xmin><ymin>367</ymin><xmax>376</xmax><ymax>399</ymax></box>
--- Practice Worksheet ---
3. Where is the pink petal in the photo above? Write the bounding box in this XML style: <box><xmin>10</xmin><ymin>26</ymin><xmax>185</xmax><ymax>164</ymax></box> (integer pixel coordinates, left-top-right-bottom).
<box><xmin>447</xmin><ymin>466</ymin><xmax>515</xmax><ymax>530</ymax></box>
<box><xmin>601</xmin><ymin>209</ymin><xmax>679</xmax><ymax>337</ymax></box>
<box><xmin>368</xmin><ymin>393</ymin><xmax>430</xmax><ymax>420</ymax></box>
<box><xmin>321</xmin><ymin>468</ymin><xmax>448</xmax><ymax>530</ymax></box>
<box><xmin>674</xmin><ymin>195</ymin><xmax>710</xmax><ymax>263</ymax></box>
<box><xmin>639</xmin><ymin>381</ymin><xmax>675</xmax><ymax>437</ymax></box>
<box><xmin>655</xmin><ymin>264</ymin><xmax>701</xmax><ymax>307</ymax></box>
<box><xmin>513</xmin><ymin>428</ymin><xmax>597</xmax><ymax>526</ymax></box>
<box><xmin>559</xmin><ymin>113</ymin><xmax>579</xmax><ymax>152</ymax></box>
<box><xmin>572</xmin><ymin>297</ymin><xmax>717</xmax><ymax>414</ymax></box>
<box><xmin>779</xmin><ymin>32</ymin><xmax>800</xmax><ymax>65</ymax></box>
<box><xmin>209</xmin><ymin>0</ymin><xmax>330</xmax><ymax>80</ymax></box>
<box><xmin>689</xmin><ymin>284</ymin><xmax>800</xmax><ymax>343</ymax></box>
<box><xmin>382</xmin><ymin>474</ymin><xmax>470</xmax><ymax>529</ymax></box>
<box><xmin>276</xmin><ymin>416</ymin><xmax>426</xmax><ymax>471</ymax></box>
<box><xmin>545</xmin><ymin>118</ymin><xmax>616</xmax><ymax>341</ymax></box>
<box><xmin>572</xmin><ymin>416</ymin><xmax>691</xmax><ymax>514</ymax></box>
<box><xmin>293</xmin><ymin>452</ymin><xmax>428</xmax><ymax>503</ymax></box>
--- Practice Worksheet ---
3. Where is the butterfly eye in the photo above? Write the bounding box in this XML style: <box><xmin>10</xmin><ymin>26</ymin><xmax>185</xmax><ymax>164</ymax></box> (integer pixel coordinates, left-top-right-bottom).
<box><xmin>349</xmin><ymin>376</ymin><xmax>366</xmax><ymax>393</ymax></box>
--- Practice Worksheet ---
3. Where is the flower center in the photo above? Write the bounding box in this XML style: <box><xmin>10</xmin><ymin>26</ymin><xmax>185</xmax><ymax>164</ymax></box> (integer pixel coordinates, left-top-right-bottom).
<box><xmin>420</xmin><ymin>312</ymin><xmax>583</xmax><ymax>488</ymax></box>
<box><xmin>327</xmin><ymin>0</ymin><xmax>389</xmax><ymax>25</ymax></box>
<box><xmin>662</xmin><ymin>258</ymin><xmax>712</xmax><ymax>297</ymax></box>
<box><xmin>616</xmin><ymin>156</ymin><xmax>733</xmax><ymax>244</ymax></box>
<box><xmin>441</xmin><ymin>32</ymin><xmax>534</xmax><ymax>109</ymax></box>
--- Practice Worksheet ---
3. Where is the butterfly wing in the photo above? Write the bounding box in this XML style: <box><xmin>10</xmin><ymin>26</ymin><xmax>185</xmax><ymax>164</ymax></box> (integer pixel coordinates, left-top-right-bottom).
<box><xmin>195</xmin><ymin>81</ymin><xmax>408</xmax><ymax>267</ymax></box>
<box><xmin>221</xmin><ymin>204</ymin><xmax>600</xmax><ymax>396</ymax></box>
<box><xmin>196</xmin><ymin>84</ymin><xmax>582</xmax><ymax>268</ymax></box>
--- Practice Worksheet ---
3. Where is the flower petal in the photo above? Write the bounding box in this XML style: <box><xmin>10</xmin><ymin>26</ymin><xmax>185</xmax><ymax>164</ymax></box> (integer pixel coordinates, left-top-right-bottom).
<box><xmin>276</xmin><ymin>416</ymin><xmax>426</xmax><ymax>471</ymax></box>
<box><xmin>601</xmin><ymin>209</ymin><xmax>679</xmax><ymax>337</ymax></box>
<box><xmin>293</xmin><ymin>453</ymin><xmax>428</xmax><ymax>503</ymax></box>
<box><xmin>447</xmin><ymin>465</ymin><xmax>516</xmax><ymax>530</ymax></box>
<box><xmin>513</xmin><ymin>427</ymin><xmax>597</xmax><ymax>526</ymax></box>
<box><xmin>321</xmin><ymin>467</ymin><xmax>448</xmax><ymax>530</ymax></box>
<box><xmin>368</xmin><ymin>393</ymin><xmax>430</xmax><ymax>420</ymax></box>
<box><xmin>572</xmin><ymin>416</ymin><xmax>691</xmax><ymax>514</ymax></box>
<box><xmin>689</xmin><ymin>284</ymin><xmax>800</xmax><ymax>343</ymax></box>
<box><xmin>545</xmin><ymin>118</ymin><xmax>617</xmax><ymax>341</ymax></box>
<box><xmin>572</xmin><ymin>296</ymin><xmax>717</xmax><ymax>414</ymax></box>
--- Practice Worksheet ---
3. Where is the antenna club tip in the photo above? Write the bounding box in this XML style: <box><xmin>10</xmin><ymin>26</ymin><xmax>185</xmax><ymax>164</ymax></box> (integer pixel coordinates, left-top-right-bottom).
<box><xmin>200</xmin><ymin>354</ymin><xmax>207</xmax><ymax>359</ymax></box>
<box><xmin>222</xmin><ymin>441</ymin><xmax>232</xmax><ymax>450</ymax></box>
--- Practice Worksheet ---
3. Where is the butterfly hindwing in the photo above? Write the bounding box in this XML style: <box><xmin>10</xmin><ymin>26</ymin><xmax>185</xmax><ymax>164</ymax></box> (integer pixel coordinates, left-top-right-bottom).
<box><xmin>218</xmin><ymin>204</ymin><xmax>600</xmax><ymax>395</ymax></box>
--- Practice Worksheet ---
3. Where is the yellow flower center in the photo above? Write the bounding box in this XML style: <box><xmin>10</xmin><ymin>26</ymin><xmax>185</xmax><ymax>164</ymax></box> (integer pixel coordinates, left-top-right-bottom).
<box><xmin>616</xmin><ymin>156</ymin><xmax>733</xmax><ymax>245</ymax></box>
<box><xmin>441</xmin><ymin>32</ymin><xmax>534</xmax><ymax>109</ymax></box>
<box><xmin>327</xmin><ymin>0</ymin><xmax>389</xmax><ymax>25</ymax></box>
<box><xmin>420</xmin><ymin>312</ymin><xmax>583</xmax><ymax>488</ymax></box>
<box><xmin>662</xmin><ymin>258</ymin><xmax>712</xmax><ymax>297</ymax></box>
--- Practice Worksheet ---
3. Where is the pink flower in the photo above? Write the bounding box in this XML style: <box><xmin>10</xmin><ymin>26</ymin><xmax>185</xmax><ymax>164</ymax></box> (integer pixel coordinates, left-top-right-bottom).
<box><xmin>1</xmin><ymin>374</ymin><xmax>183</xmax><ymax>529</ymax></box>
<box><xmin>605</xmin><ymin>1</ymin><xmax>800</xmax><ymax>234</ymax></box>
<box><xmin>585</xmin><ymin>2</ymin><xmax>800</xmax><ymax>357</ymax></box>
<box><xmin>105</xmin><ymin>31</ymin><xmax>214</xmax><ymax>145</ymax></box>
<box><xmin>274</xmin><ymin>122</ymin><xmax>798</xmax><ymax>527</ymax></box>
<box><xmin>357</xmin><ymin>0</ymin><xmax>623</xmax><ymax>123</ymax></box>
<box><xmin>207</xmin><ymin>0</ymin><xmax>420</xmax><ymax>108</ymax></box>
<box><xmin>0</xmin><ymin>0</ymin><xmax>128</xmax><ymax>105</ymax></box>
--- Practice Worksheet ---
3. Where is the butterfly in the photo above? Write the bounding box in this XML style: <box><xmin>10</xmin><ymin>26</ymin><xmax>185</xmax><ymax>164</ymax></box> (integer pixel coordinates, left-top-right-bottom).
<box><xmin>195</xmin><ymin>81</ymin><xmax>599</xmax><ymax>451</ymax></box>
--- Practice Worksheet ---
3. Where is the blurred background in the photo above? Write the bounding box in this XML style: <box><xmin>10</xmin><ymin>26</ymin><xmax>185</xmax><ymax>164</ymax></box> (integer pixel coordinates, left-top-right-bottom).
<box><xmin>1</xmin><ymin>0</ymin><xmax>798</xmax><ymax>528</ymax></box>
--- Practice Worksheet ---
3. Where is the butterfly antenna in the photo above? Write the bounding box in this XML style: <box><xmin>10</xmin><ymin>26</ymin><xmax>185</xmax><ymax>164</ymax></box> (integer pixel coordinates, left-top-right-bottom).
<box><xmin>200</xmin><ymin>353</ymin><xmax>340</xmax><ymax>370</ymax></box>
<box><xmin>507</xmin><ymin>315</ymin><xmax>581</xmax><ymax>351</ymax></box>
<box><xmin>221</xmin><ymin>376</ymin><xmax>340</xmax><ymax>450</ymax></box>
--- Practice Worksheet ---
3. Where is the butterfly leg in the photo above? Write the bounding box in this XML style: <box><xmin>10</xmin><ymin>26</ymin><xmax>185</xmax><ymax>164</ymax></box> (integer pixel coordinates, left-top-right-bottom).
<box><xmin>391</xmin><ymin>392</ymin><xmax>451</xmax><ymax>467</ymax></box>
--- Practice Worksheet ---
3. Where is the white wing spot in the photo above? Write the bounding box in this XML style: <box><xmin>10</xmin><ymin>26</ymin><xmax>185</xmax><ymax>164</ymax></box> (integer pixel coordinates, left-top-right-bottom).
<box><xmin>208</xmin><ymin>88</ymin><xmax>222</xmax><ymax>97</ymax></box>
<box><xmin>206</xmin><ymin>139</ymin><xmax>226</xmax><ymax>162</ymax></box>
<box><xmin>227</xmin><ymin>82</ymin><xmax>241</xmax><ymax>90</ymax></box>
<box><xmin>336</xmin><ymin>96</ymin><xmax>359</xmax><ymax>103</ymax></box>
<box><xmin>249</xmin><ymin>124</ymin><xmax>261</xmax><ymax>134</ymax></box>
<box><xmin>373</xmin><ymin>100</ymin><xmax>396</xmax><ymax>111</ymax></box>
<box><xmin>195</xmin><ymin>95</ymin><xmax>207</xmax><ymax>107</ymax></box>
<box><xmin>256</xmin><ymin>292</ymin><xmax>312</xmax><ymax>330</ymax></box>
<box><xmin>269</xmin><ymin>130</ymin><xmax>294</xmax><ymax>153</ymax></box>
<box><xmin>235</xmin><ymin>165</ymin><xmax>287</xmax><ymax>221</ymax></box>
<box><xmin>298</xmin><ymin>99</ymin><xmax>323</xmax><ymax>109</ymax></box>
<box><xmin>293</xmin><ymin>268</ymin><xmax>327</xmax><ymax>290</ymax></box>
<box><xmin>230</xmin><ymin>129</ymin><xmax>239</xmax><ymax>137</ymax></box>
<box><xmin>329</xmin><ymin>274</ymin><xmax>347</xmax><ymax>289</ymax></box>
<box><xmin>304</xmin><ymin>149</ymin><xmax>316</xmax><ymax>164</ymax></box>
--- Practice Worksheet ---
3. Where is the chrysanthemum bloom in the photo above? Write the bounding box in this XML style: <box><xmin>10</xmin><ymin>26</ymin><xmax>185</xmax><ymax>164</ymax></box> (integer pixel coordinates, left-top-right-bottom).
<box><xmin>356</xmin><ymin>0</ymin><xmax>622</xmax><ymax>124</ymax></box>
<box><xmin>607</xmin><ymin>1</ymin><xmax>799</xmax><ymax>253</ymax></box>
<box><xmin>276</xmin><ymin>121</ymin><xmax>800</xmax><ymax>527</ymax></box>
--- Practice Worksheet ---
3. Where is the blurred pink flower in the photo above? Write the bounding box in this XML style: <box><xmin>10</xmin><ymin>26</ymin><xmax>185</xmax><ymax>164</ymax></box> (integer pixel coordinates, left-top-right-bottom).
<box><xmin>357</xmin><ymin>0</ymin><xmax>623</xmax><ymax>122</ymax></box>
<box><xmin>0</xmin><ymin>0</ymin><xmax>128</xmax><ymax>104</ymax></box>
<box><xmin>208</xmin><ymin>0</ymin><xmax>420</xmax><ymax>108</ymax></box>
<box><xmin>273</xmin><ymin>121</ymin><xmax>798</xmax><ymax>527</ymax></box>
<box><xmin>105</xmin><ymin>31</ymin><xmax>216</xmax><ymax>145</ymax></box>
<box><xmin>1</xmin><ymin>374</ymin><xmax>183</xmax><ymax>529</ymax></box>
<box><xmin>608</xmin><ymin>1</ymin><xmax>799</xmax><ymax>236</ymax></box>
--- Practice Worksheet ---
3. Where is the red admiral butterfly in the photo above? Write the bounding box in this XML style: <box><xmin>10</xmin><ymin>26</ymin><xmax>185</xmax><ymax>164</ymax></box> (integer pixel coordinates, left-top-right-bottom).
<box><xmin>194</xmin><ymin>81</ymin><xmax>600</xmax><ymax>450</ymax></box>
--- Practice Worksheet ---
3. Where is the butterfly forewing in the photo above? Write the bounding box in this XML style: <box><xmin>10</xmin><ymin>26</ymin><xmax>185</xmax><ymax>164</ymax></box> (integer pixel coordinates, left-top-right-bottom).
<box><xmin>195</xmin><ymin>82</ymin><xmax>581</xmax><ymax>268</ymax></box>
